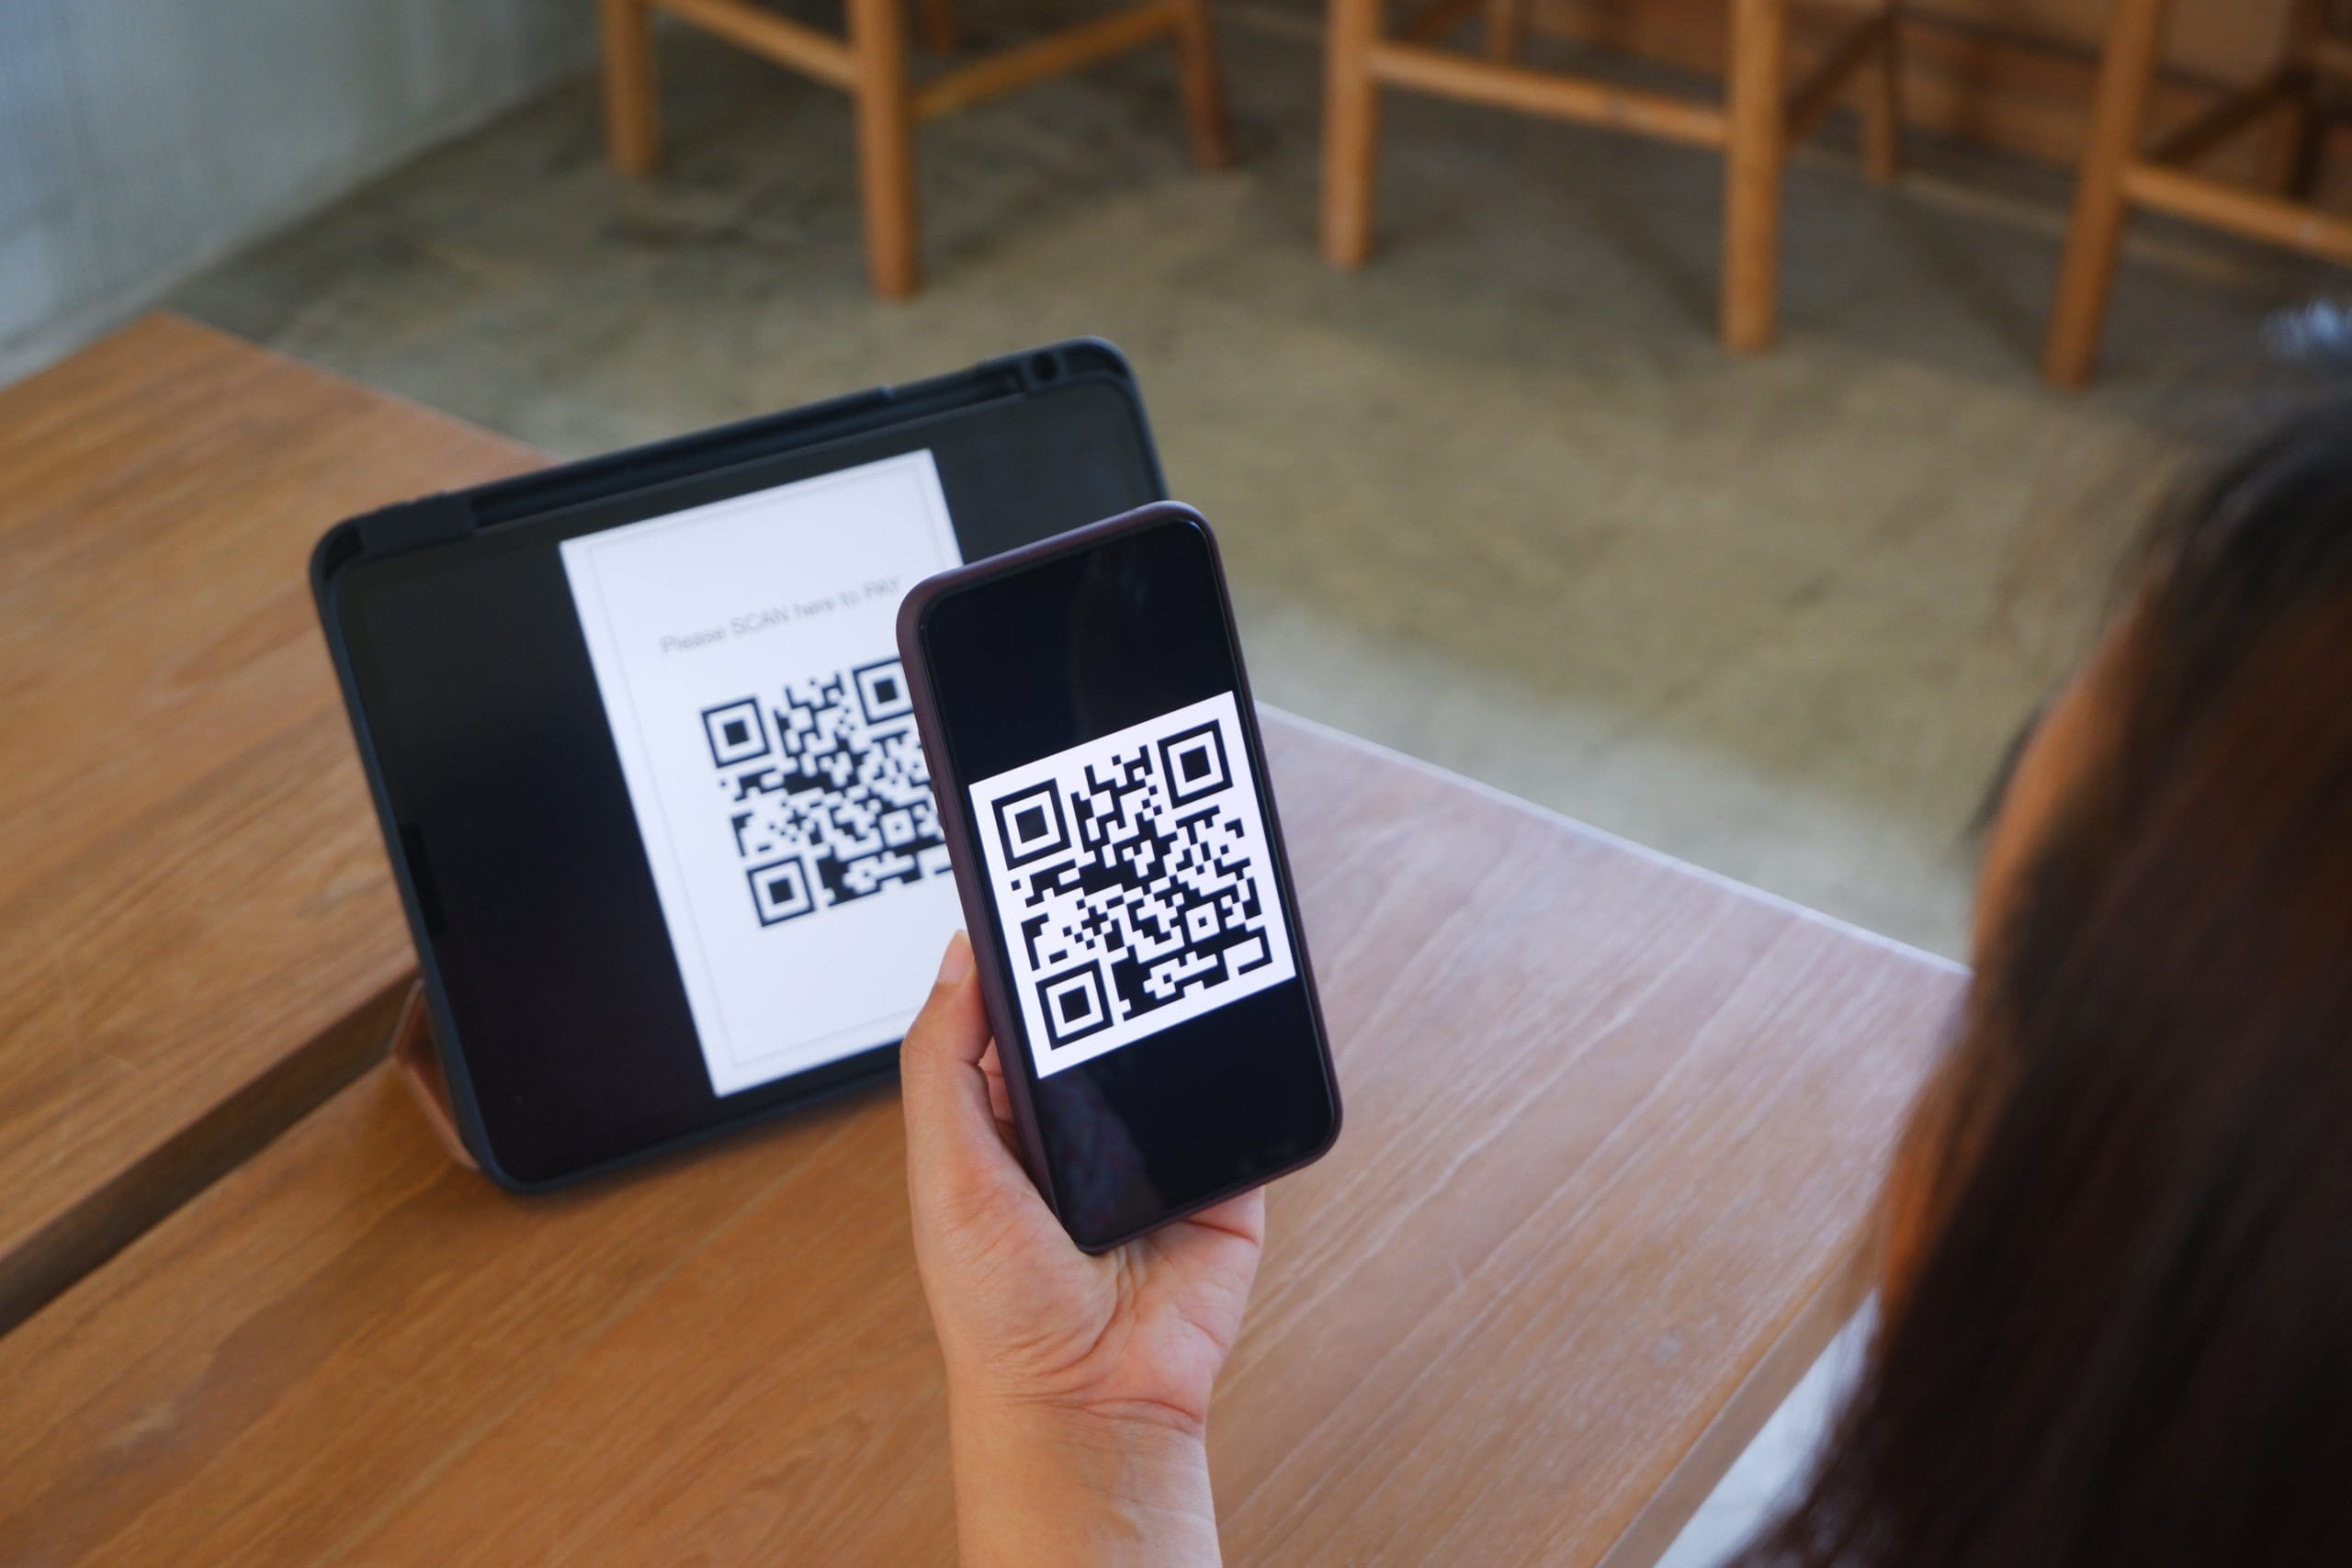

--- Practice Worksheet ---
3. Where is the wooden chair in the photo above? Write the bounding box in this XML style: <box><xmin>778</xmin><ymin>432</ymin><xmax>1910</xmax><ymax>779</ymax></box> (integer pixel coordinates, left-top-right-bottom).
<box><xmin>600</xmin><ymin>0</ymin><xmax>1232</xmax><ymax>299</ymax></box>
<box><xmin>2045</xmin><ymin>0</ymin><xmax>2352</xmax><ymax>388</ymax></box>
<box><xmin>1320</xmin><ymin>0</ymin><xmax>1904</xmax><ymax>354</ymax></box>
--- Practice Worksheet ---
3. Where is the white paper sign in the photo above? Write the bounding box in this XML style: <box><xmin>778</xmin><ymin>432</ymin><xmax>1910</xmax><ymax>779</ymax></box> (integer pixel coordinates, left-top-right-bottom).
<box><xmin>561</xmin><ymin>452</ymin><xmax>966</xmax><ymax>1095</ymax></box>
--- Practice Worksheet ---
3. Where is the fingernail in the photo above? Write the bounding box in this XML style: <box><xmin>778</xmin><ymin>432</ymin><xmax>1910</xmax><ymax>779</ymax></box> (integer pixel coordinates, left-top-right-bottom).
<box><xmin>936</xmin><ymin>931</ymin><xmax>973</xmax><ymax>986</ymax></box>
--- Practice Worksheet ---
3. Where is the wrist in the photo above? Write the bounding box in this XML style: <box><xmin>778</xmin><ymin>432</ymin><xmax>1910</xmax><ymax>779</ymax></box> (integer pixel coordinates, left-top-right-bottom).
<box><xmin>946</xmin><ymin>1387</ymin><xmax>1221</xmax><ymax>1568</ymax></box>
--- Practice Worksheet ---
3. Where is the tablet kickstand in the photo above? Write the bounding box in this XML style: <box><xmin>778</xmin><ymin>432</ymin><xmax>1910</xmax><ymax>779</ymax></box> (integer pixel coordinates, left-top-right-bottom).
<box><xmin>390</xmin><ymin>982</ymin><xmax>481</xmax><ymax>1171</ymax></box>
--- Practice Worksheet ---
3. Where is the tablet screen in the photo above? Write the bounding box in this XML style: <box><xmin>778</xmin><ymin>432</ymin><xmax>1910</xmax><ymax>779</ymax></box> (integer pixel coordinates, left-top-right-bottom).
<box><xmin>560</xmin><ymin>453</ymin><xmax>965</xmax><ymax>1096</ymax></box>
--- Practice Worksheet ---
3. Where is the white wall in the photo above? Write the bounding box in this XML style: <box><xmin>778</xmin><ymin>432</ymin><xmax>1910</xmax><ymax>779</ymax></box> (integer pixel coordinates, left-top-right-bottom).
<box><xmin>0</xmin><ymin>0</ymin><xmax>595</xmax><ymax>379</ymax></box>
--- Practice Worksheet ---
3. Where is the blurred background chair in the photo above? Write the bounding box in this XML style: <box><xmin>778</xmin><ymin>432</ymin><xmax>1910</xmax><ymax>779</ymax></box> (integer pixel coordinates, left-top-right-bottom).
<box><xmin>2045</xmin><ymin>0</ymin><xmax>2352</xmax><ymax>388</ymax></box>
<box><xmin>600</xmin><ymin>0</ymin><xmax>1232</xmax><ymax>299</ymax></box>
<box><xmin>1319</xmin><ymin>0</ymin><xmax>1904</xmax><ymax>354</ymax></box>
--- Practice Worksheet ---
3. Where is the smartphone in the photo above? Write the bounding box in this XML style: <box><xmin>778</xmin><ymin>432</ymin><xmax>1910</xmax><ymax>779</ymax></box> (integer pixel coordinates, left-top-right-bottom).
<box><xmin>898</xmin><ymin>502</ymin><xmax>1342</xmax><ymax>1250</ymax></box>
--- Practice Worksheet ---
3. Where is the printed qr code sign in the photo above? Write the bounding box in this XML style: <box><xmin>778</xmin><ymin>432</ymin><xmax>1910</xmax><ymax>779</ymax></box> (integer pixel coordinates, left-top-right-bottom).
<box><xmin>748</xmin><ymin>858</ymin><xmax>816</xmax><ymax>925</ymax></box>
<box><xmin>712</xmin><ymin>658</ymin><xmax>951</xmax><ymax>929</ymax></box>
<box><xmin>701</xmin><ymin>696</ymin><xmax>771</xmax><ymax>769</ymax></box>
<box><xmin>969</xmin><ymin>691</ymin><xmax>1297</xmax><ymax>1077</ymax></box>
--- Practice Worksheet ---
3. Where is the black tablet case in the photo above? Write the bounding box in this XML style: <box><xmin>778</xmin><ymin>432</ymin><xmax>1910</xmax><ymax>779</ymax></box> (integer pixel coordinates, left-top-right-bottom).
<box><xmin>312</xmin><ymin>339</ymin><xmax>1165</xmax><ymax>1187</ymax></box>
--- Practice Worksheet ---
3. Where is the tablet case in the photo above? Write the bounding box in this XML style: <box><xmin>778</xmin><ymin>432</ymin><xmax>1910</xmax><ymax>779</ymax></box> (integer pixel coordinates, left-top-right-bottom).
<box><xmin>312</xmin><ymin>340</ymin><xmax>1163</xmax><ymax>1187</ymax></box>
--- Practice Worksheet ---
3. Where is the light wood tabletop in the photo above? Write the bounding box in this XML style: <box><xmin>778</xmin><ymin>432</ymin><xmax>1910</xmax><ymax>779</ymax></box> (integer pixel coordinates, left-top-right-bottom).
<box><xmin>0</xmin><ymin>316</ymin><xmax>538</xmax><ymax>1332</ymax></box>
<box><xmin>0</xmin><ymin>698</ymin><xmax>1962</xmax><ymax>1563</ymax></box>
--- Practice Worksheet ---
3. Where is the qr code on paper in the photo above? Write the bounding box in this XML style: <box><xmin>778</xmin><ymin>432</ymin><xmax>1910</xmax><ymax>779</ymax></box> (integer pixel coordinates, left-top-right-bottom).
<box><xmin>970</xmin><ymin>691</ymin><xmax>1296</xmax><ymax>1077</ymax></box>
<box><xmin>704</xmin><ymin>658</ymin><xmax>951</xmax><ymax>929</ymax></box>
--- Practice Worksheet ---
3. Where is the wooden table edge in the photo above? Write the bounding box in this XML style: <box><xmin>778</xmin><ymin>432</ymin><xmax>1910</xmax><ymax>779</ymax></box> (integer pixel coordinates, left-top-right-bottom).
<box><xmin>1262</xmin><ymin>707</ymin><xmax>1967</xmax><ymax>978</ymax></box>
<box><xmin>145</xmin><ymin>311</ymin><xmax>534</xmax><ymax>454</ymax></box>
<box><xmin>1594</xmin><ymin>1214</ymin><xmax>1879</xmax><ymax>1568</ymax></box>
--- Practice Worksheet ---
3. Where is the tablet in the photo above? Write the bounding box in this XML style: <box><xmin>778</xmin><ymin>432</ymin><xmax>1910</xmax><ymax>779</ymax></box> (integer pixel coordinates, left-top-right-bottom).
<box><xmin>313</xmin><ymin>341</ymin><xmax>1166</xmax><ymax>1189</ymax></box>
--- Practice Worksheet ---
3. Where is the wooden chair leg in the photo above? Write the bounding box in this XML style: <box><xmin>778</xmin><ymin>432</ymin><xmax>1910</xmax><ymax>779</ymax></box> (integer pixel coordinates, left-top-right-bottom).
<box><xmin>1723</xmin><ymin>0</ymin><xmax>1790</xmax><ymax>353</ymax></box>
<box><xmin>917</xmin><ymin>0</ymin><xmax>957</xmax><ymax>56</ymax></box>
<box><xmin>2273</xmin><ymin>86</ymin><xmax>2330</xmax><ymax>198</ymax></box>
<box><xmin>850</xmin><ymin>0</ymin><xmax>921</xmax><ymax>299</ymax></box>
<box><xmin>2042</xmin><ymin>0</ymin><xmax>2172</xmax><ymax>389</ymax></box>
<box><xmin>2265</xmin><ymin>0</ymin><xmax>2326</xmax><ymax>197</ymax></box>
<box><xmin>1321</xmin><ymin>0</ymin><xmax>1383</xmax><ymax>267</ymax></box>
<box><xmin>1859</xmin><ymin>4</ymin><xmax>1904</xmax><ymax>184</ymax></box>
<box><xmin>600</xmin><ymin>0</ymin><xmax>662</xmax><ymax>175</ymax></box>
<box><xmin>1487</xmin><ymin>0</ymin><xmax>1528</xmax><ymax>62</ymax></box>
<box><xmin>1172</xmin><ymin>0</ymin><xmax>1236</xmax><ymax>170</ymax></box>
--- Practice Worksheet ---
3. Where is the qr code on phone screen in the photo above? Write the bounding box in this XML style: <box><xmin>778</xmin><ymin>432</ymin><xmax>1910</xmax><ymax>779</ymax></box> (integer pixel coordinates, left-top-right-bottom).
<box><xmin>970</xmin><ymin>691</ymin><xmax>1296</xmax><ymax>1077</ymax></box>
<box><xmin>704</xmin><ymin>658</ymin><xmax>950</xmax><ymax>929</ymax></box>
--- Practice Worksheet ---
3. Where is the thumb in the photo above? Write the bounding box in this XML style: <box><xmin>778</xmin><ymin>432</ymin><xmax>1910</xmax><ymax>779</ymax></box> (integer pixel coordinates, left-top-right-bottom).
<box><xmin>900</xmin><ymin>933</ymin><xmax>1030</xmax><ymax>1214</ymax></box>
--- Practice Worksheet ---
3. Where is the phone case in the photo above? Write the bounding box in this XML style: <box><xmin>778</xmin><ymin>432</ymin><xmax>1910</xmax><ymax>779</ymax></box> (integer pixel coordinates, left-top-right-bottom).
<box><xmin>896</xmin><ymin>502</ymin><xmax>1341</xmax><ymax>1250</ymax></box>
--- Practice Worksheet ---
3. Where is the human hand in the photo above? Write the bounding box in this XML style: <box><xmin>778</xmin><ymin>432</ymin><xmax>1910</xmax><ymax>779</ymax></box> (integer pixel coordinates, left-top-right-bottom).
<box><xmin>901</xmin><ymin>931</ymin><xmax>1263</xmax><ymax>1566</ymax></box>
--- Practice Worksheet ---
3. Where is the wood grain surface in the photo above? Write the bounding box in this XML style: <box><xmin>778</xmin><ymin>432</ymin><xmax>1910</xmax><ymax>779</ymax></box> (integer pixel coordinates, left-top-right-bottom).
<box><xmin>0</xmin><ymin>712</ymin><xmax>1964</xmax><ymax>1566</ymax></box>
<box><xmin>0</xmin><ymin>316</ymin><xmax>539</xmax><ymax>1332</ymax></box>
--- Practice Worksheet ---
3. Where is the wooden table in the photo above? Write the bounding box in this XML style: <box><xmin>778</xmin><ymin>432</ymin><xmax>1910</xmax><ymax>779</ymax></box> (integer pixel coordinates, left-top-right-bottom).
<box><xmin>0</xmin><ymin>318</ymin><xmax>1964</xmax><ymax>1564</ymax></box>
<box><xmin>0</xmin><ymin>317</ymin><xmax>538</xmax><ymax>1334</ymax></box>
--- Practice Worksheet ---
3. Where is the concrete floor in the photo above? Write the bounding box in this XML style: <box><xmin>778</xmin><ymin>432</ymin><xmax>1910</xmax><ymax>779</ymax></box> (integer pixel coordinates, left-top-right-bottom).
<box><xmin>168</xmin><ymin>6</ymin><xmax>2339</xmax><ymax>1559</ymax></box>
<box><xmin>175</xmin><ymin>6</ymin><xmax>2335</xmax><ymax>962</ymax></box>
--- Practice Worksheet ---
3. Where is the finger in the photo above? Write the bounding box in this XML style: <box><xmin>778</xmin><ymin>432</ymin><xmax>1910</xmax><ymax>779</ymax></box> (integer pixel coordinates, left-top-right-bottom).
<box><xmin>976</xmin><ymin>1043</ymin><xmax>1021</xmax><ymax>1160</ymax></box>
<box><xmin>978</xmin><ymin>1041</ymin><xmax>1013</xmax><ymax>1127</ymax></box>
<box><xmin>900</xmin><ymin>934</ymin><xmax>1029</xmax><ymax>1208</ymax></box>
<box><xmin>905</xmin><ymin>932</ymin><xmax>987</xmax><ymax>1067</ymax></box>
<box><xmin>1189</xmin><ymin>1186</ymin><xmax>1267</xmax><ymax>1247</ymax></box>
<box><xmin>1157</xmin><ymin>1186</ymin><xmax>1267</xmax><ymax>1300</ymax></box>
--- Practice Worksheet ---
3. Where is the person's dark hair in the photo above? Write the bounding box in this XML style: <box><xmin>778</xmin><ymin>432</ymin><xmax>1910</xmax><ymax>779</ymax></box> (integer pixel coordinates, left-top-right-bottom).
<box><xmin>1732</xmin><ymin>398</ymin><xmax>2352</xmax><ymax>1566</ymax></box>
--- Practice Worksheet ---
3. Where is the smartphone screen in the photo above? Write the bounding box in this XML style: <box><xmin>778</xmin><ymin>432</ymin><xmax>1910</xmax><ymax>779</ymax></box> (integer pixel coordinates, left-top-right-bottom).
<box><xmin>911</xmin><ymin>510</ymin><xmax>1340</xmax><ymax>1248</ymax></box>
